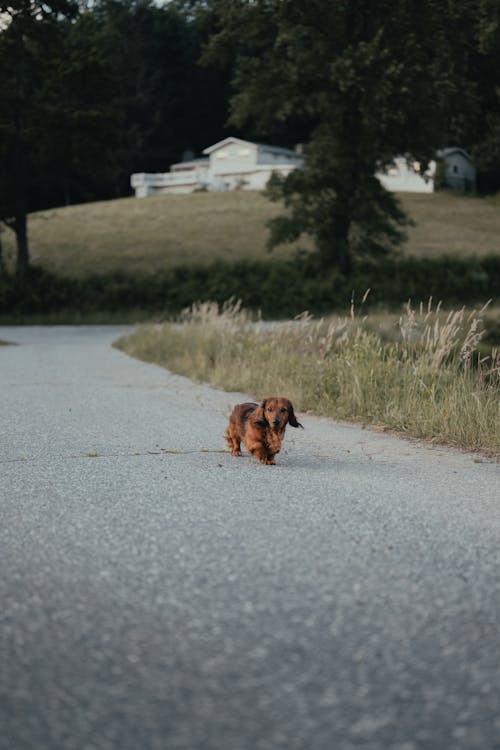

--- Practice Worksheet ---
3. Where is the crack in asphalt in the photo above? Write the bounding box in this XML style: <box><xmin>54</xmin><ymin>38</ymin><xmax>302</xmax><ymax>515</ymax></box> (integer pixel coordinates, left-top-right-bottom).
<box><xmin>1</xmin><ymin>448</ymin><xmax>229</xmax><ymax>463</ymax></box>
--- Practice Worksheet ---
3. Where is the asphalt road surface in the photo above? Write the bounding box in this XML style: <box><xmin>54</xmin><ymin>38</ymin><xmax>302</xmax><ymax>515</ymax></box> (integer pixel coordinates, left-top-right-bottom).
<box><xmin>1</xmin><ymin>325</ymin><xmax>499</xmax><ymax>750</ymax></box>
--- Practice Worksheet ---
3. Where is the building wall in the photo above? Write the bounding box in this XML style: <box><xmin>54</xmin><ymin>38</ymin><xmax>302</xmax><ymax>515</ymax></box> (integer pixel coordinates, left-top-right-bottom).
<box><xmin>376</xmin><ymin>157</ymin><xmax>435</xmax><ymax>193</ymax></box>
<box><xmin>209</xmin><ymin>142</ymin><xmax>258</xmax><ymax>177</ymax></box>
<box><xmin>256</xmin><ymin>148</ymin><xmax>301</xmax><ymax>167</ymax></box>
<box><xmin>131</xmin><ymin>167</ymin><xmax>209</xmax><ymax>196</ymax></box>
<box><xmin>212</xmin><ymin>165</ymin><xmax>297</xmax><ymax>192</ymax></box>
<box><xmin>444</xmin><ymin>152</ymin><xmax>476</xmax><ymax>191</ymax></box>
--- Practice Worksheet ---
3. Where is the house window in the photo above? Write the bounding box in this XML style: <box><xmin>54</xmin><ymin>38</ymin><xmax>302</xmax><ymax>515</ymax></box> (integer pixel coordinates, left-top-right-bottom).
<box><xmin>216</xmin><ymin>152</ymin><xmax>228</xmax><ymax>159</ymax></box>
<box><xmin>453</xmin><ymin>165</ymin><xmax>459</xmax><ymax>173</ymax></box>
<box><xmin>238</xmin><ymin>148</ymin><xmax>251</xmax><ymax>156</ymax></box>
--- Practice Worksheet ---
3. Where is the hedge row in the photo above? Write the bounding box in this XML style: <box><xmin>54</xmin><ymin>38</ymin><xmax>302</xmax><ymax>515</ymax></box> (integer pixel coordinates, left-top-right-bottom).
<box><xmin>1</xmin><ymin>254</ymin><xmax>498</xmax><ymax>319</ymax></box>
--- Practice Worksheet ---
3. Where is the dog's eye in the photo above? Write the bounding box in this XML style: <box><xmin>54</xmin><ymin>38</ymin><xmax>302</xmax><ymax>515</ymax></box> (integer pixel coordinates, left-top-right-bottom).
<box><xmin>280</xmin><ymin>408</ymin><xmax>287</xmax><ymax>413</ymax></box>
<box><xmin>267</xmin><ymin>407</ymin><xmax>273</xmax><ymax>412</ymax></box>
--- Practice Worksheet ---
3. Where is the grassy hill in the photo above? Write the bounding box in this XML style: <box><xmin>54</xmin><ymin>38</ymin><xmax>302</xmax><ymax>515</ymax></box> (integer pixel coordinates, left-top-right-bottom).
<box><xmin>2</xmin><ymin>190</ymin><xmax>499</xmax><ymax>278</ymax></box>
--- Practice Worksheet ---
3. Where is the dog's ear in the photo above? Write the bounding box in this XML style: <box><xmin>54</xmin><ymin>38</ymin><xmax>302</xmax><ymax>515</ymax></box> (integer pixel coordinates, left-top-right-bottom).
<box><xmin>253</xmin><ymin>398</ymin><xmax>268</xmax><ymax>427</ymax></box>
<box><xmin>286</xmin><ymin>400</ymin><xmax>303</xmax><ymax>429</ymax></box>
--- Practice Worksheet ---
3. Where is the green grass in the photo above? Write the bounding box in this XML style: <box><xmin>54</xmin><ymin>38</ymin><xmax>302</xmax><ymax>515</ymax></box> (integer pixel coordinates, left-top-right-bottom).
<box><xmin>2</xmin><ymin>191</ymin><xmax>499</xmax><ymax>277</ymax></box>
<box><xmin>114</xmin><ymin>300</ymin><xmax>500</xmax><ymax>455</ymax></box>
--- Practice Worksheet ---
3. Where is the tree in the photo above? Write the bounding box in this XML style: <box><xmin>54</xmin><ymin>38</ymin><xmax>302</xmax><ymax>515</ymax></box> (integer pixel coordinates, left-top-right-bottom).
<box><xmin>88</xmin><ymin>0</ymin><xmax>233</xmax><ymax>197</ymax></box>
<box><xmin>471</xmin><ymin>0</ymin><xmax>500</xmax><ymax>192</ymax></box>
<box><xmin>206</xmin><ymin>0</ymin><xmax>477</xmax><ymax>273</ymax></box>
<box><xmin>38</xmin><ymin>10</ymin><xmax>119</xmax><ymax>207</ymax></box>
<box><xmin>0</xmin><ymin>0</ymin><xmax>76</xmax><ymax>274</ymax></box>
<box><xmin>0</xmin><ymin>0</ymin><xmax>115</xmax><ymax>274</ymax></box>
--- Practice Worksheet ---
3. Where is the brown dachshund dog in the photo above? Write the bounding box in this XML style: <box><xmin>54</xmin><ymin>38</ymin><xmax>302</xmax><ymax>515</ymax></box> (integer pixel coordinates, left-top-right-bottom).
<box><xmin>225</xmin><ymin>397</ymin><xmax>303</xmax><ymax>465</ymax></box>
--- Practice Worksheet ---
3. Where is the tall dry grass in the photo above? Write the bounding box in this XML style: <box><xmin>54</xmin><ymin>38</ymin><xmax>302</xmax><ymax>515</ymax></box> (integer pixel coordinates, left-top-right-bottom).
<box><xmin>115</xmin><ymin>299</ymin><xmax>500</xmax><ymax>454</ymax></box>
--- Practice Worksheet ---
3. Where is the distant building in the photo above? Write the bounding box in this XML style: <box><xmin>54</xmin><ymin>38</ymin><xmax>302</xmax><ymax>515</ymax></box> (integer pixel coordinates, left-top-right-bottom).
<box><xmin>376</xmin><ymin>156</ymin><xmax>436</xmax><ymax>193</ymax></box>
<box><xmin>131</xmin><ymin>138</ymin><xmax>475</xmax><ymax>197</ymax></box>
<box><xmin>131</xmin><ymin>137</ymin><xmax>302</xmax><ymax>197</ymax></box>
<box><xmin>131</xmin><ymin>159</ymin><xmax>210</xmax><ymax>197</ymax></box>
<box><xmin>437</xmin><ymin>147</ymin><xmax>476</xmax><ymax>191</ymax></box>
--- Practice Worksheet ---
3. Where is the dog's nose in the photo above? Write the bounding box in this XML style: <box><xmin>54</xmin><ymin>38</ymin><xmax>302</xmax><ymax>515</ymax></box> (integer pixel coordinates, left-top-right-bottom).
<box><xmin>273</xmin><ymin>418</ymin><xmax>281</xmax><ymax>426</ymax></box>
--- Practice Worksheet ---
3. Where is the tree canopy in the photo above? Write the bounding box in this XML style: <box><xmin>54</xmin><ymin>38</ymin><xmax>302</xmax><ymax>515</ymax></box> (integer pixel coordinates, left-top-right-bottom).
<box><xmin>205</xmin><ymin>0</ymin><xmax>480</xmax><ymax>272</ymax></box>
<box><xmin>0</xmin><ymin>0</ymin><xmax>114</xmax><ymax>273</ymax></box>
<box><xmin>472</xmin><ymin>0</ymin><xmax>500</xmax><ymax>192</ymax></box>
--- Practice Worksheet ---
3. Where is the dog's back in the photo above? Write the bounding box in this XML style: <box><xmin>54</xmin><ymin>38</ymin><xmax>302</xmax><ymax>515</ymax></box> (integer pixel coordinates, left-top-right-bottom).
<box><xmin>225</xmin><ymin>402</ymin><xmax>257</xmax><ymax>450</ymax></box>
<box><xmin>229</xmin><ymin>402</ymin><xmax>258</xmax><ymax>435</ymax></box>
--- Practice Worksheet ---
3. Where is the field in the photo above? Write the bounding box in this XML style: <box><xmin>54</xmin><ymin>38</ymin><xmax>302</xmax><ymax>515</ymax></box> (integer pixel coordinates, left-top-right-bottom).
<box><xmin>2</xmin><ymin>190</ymin><xmax>499</xmax><ymax>277</ymax></box>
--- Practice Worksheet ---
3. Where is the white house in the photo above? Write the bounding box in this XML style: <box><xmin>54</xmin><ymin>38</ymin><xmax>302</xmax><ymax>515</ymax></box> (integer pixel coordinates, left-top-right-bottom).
<box><xmin>131</xmin><ymin>159</ymin><xmax>210</xmax><ymax>197</ymax></box>
<box><xmin>131</xmin><ymin>137</ymin><xmax>475</xmax><ymax>197</ymax></box>
<box><xmin>131</xmin><ymin>137</ymin><xmax>303</xmax><ymax>197</ymax></box>
<box><xmin>376</xmin><ymin>156</ymin><xmax>436</xmax><ymax>193</ymax></box>
<box><xmin>437</xmin><ymin>147</ymin><xmax>476</xmax><ymax>191</ymax></box>
<box><xmin>376</xmin><ymin>149</ymin><xmax>477</xmax><ymax>193</ymax></box>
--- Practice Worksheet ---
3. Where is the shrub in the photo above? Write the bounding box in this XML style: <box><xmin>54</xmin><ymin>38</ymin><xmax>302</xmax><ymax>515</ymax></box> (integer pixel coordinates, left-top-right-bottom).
<box><xmin>0</xmin><ymin>254</ymin><xmax>498</xmax><ymax>319</ymax></box>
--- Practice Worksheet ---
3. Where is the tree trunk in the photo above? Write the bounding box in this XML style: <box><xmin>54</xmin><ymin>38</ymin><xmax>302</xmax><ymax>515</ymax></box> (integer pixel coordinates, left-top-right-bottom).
<box><xmin>318</xmin><ymin>205</ymin><xmax>352</xmax><ymax>275</ymax></box>
<box><xmin>336</xmin><ymin>235</ymin><xmax>352</xmax><ymax>276</ymax></box>
<box><xmin>15</xmin><ymin>212</ymin><xmax>30</xmax><ymax>277</ymax></box>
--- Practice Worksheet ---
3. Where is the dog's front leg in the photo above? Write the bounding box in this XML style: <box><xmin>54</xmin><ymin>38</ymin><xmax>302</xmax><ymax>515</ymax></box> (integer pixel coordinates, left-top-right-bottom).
<box><xmin>246</xmin><ymin>441</ymin><xmax>270</xmax><ymax>465</ymax></box>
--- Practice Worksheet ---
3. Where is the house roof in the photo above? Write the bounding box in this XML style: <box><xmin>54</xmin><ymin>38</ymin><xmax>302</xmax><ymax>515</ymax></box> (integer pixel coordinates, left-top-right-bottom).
<box><xmin>437</xmin><ymin>147</ymin><xmax>473</xmax><ymax>161</ymax></box>
<box><xmin>202</xmin><ymin>136</ymin><xmax>298</xmax><ymax>158</ymax></box>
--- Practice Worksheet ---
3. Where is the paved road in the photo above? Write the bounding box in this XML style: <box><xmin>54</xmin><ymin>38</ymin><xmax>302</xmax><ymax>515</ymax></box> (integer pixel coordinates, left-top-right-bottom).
<box><xmin>1</xmin><ymin>326</ymin><xmax>499</xmax><ymax>750</ymax></box>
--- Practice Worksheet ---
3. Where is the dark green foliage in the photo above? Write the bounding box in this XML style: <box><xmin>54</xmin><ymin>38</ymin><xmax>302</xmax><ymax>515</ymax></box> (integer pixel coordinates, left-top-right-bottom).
<box><xmin>0</xmin><ymin>0</ymin><xmax>115</xmax><ymax>273</ymax></box>
<box><xmin>205</xmin><ymin>0</ymin><xmax>478</xmax><ymax>271</ymax></box>
<box><xmin>1</xmin><ymin>256</ymin><xmax>498</xmax><ymax>321</ymax></box>
<box><xmin>265</xmin><ymin>150</ymin><xmax>411</xmax><ymax>273</ymax></box>
<box><xmin>91</xmin><ymin>0</ymin><xmax>231</xmax><ymax>195</ymax></box>
<box><xmin>471</xmin><ymin>0</ymin><xmax>500</xmax><ymax>193</ymax></box>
